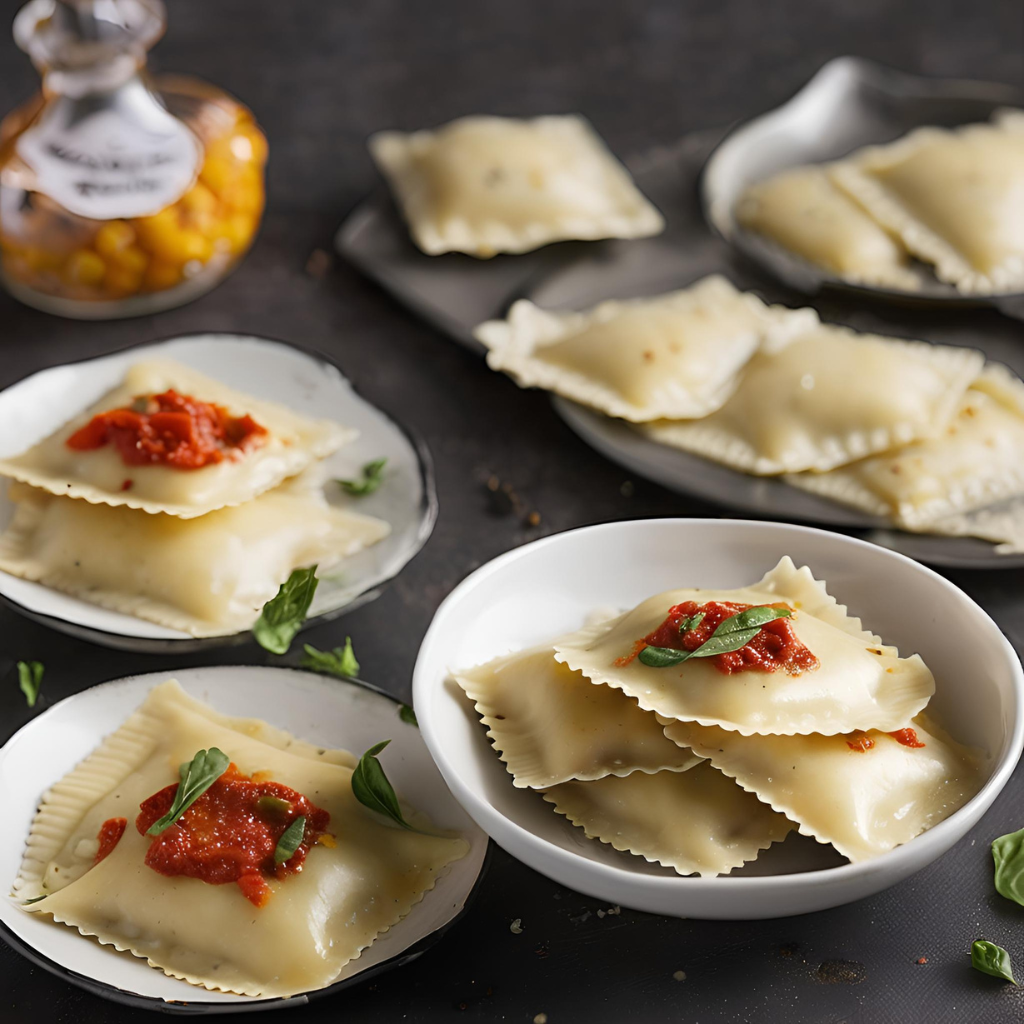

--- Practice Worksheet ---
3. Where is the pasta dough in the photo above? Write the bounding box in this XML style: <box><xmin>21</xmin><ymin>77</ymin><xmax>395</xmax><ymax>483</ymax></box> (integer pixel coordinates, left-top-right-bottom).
<box><xmin>0</xmin><ymin>360</ymin><xmax>352</xmax><ymax>517</ymax></box>
<box><xmin>786</xmin><ymin>364</ymin><xmax>1024</xmax><ymax>527</ymax></box>
<box><xmin>642</xmin><ymin>323</ymin><xmax>983</xmax><ymax>474</ymax></box>
<box><xmin>832</xmin><ymin>114</ymin><xmax>1024</xmax><ymax>294</ymax></box>
<box><xmin>735</xmin><ymin>165</ymin><xmax>918</xmax><ymax>289</ymax></box>
<box><xmin>369</xmin><ymin>114</ymin><xmax>664</xmax><ymax>257</ymax></box>
<box><xmin>553</xmin><ymin>557</ymin><xmax>935</xmax><ymax>735</ymax></box>
<box><xmin>0</xmin><ymin>470</ymin><xmax>389</xmax><ymax>637</ymax></box>
<box><xmin>662</xmin><ymin>715</ymin><xmax>982</xmax><ymax>862</ymax></box>
<box><xmin>16</xmin><ymin>680</ymin><xmax>468</xmax><ymax>998</ymax></box>
<box><xmin>474</xmin><ymin>275</ymin><xmax>818</xmax><ymax>421</ymax></box>
<box><xmin>543</xmin><ymin>762</ymin><xmax>795</xmax><ymax>875</ymax></box>
<box><xmin>453</xmin><ymin>643</ymin><xmax>700</xmax><ymax>789</ymax></box>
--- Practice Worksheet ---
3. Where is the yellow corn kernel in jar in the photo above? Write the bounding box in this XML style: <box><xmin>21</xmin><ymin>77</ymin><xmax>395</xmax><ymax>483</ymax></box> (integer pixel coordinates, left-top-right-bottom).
<box><xmin>181</xmin><ymin>182</ymin><xmax>218</xmax><ymax>216</ymax></box>
<box><xmin>63</xmin><ymin>249</ymin><xmax>106</xmax><ymax>287</ymax></box>
<box><xmin>133</xmin><ymin>210</ymin><xmax>214</xmax><ymax>265</ymax></box>
<box><xmin>142</xmin><ymin>258</ymin><xmax>182</xmax><ymax>292</ymax></box>
<box><xmin>230</xmin><ymin>123</ymin><xmax>268</xmax><ymax>166</ymax></box>
<box><xmin>109</xmin><ymin>244</ymin><xmax>148</xmax><ymax>276</ymax></box>
<box><xmin>94</xmin><ymin>220</ymin><xmax>136</xmax><ymax>259</ymax></box>
<box><xmin>218</xmin><ymin>166</ymin><xmax>264</xmax><ymax>215</ymax></box>
<box><xmin>103</xmin><ymin>264</ymin><xmax>144</xmax><ymax>298</ymax></box>
<box><xmin>214</xmin><ymin>211</ymin><xmax>258</xmax><ymax>254</ymax></box>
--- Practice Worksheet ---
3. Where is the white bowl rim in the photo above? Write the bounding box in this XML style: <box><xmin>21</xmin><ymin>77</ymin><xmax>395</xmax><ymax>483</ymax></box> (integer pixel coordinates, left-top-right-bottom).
<box><xmin>414</xmin><ymin>517</ymin><xmax>1024</xmax><ymax>894</ymax></box>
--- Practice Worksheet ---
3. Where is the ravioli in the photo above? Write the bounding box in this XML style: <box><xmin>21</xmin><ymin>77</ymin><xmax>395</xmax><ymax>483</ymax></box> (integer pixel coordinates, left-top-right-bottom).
<box><xmin>15</xmin><ymin>681</ymin><xmax>468</xmax><ymax>998</ymax></box>
<box><xmin>543</xmin><ymin>762</ymin><xmax>795</xmax><ymax>875</ymax></box>
<box><xmin>0</xmin><ymin>360</ymin><xmax>353</xmax><ymax>517</ymax></box>
<box><xmin>0</xmin><ymin>470</ymin><xmax>389</xmax><ymax>637</ymax></box>
<box><xmin>662</xmin><ymin>715</ymin><xmax>982</xmax><ymax>862</ymax></box>
<box><xmin>787</xmin><ymin>364</ymin><xmax>1024</xmax><ymax>527</ymax></box>
<box><xmin>553</xmin><ymin>557</ymin><xmax>934</xmax><ymax>735</ymax></box>
<box><xmin>474</xmin><ymin>276</ymin><xmax>817</xmax><ymax>421</ymax></box>
<box><xmin>453</xmin><ymin>644</ymin><xmax>699</xmax><ymax>789</ymax></box>
<box><xmin>735</xmin><ymin>165</ymin><xmax>918</xmax><ymax>289</ymax></box>
<box><xmin>642</xmin><ymin>323</ymin><xmax>983</xmax><ymax>474</ymax></box>
<box><xmin>369</xmin><ymin>114</ymin><xmax>664</xmax><ymax>257</ymax></box>
<box><xmin>832</xmin><ymin>114</ymin><xmax>1024</xmax><ymax>294</ymax></box>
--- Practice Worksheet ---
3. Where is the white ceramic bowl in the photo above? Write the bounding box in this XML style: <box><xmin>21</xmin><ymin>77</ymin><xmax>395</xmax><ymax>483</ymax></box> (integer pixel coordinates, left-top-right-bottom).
<box><xmin>413</xmin><ymin>518</ymin><xmax>1024</xmax><ymax>920</ymax></box>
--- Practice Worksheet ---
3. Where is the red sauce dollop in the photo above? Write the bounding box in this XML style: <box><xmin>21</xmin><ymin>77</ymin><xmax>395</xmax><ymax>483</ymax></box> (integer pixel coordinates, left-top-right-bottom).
<box><xmin>618</xmin><ymin>600</ymin><xmax>819</xmax><ymax>676</ymax></box>
<box><xmin>66</xmin><ymin>390</ymin><xmax>267</xmax><ymax>470</ymax></box>
<box><xmin>846</xmin><ymin>733</ymin><xmax>875</xmax><ymax>752</ymax></box>
<box><xmin>888</xmin><ymin>728</ymin><xmax>926</xmax><ymax>748</ymax></box>
<box><xmin>135</xmin><ymin>764</ymin><xmax>331</xmax><ymax>907</ymax></box>
<box><xmin>94</xmin><ymin>817</ymin><xmax>127</xmax><ymax>864</ymax></box>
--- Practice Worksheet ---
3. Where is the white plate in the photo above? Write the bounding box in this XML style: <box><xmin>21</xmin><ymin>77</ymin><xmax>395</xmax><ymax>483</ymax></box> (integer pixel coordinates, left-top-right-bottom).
<box><xmin>0</xmin><ymin>334</ymin><xmax>437</xmax><ymax>651</ymax></box>
<box><xmin>413</xmin><ymin>518</ymin><xmax>1024</xmax><ymax>920</ymax></box>
<box><xmin>0</xmin><ymin>666</ymin><xmax>488</xmax><ymax>1013</ymax></box>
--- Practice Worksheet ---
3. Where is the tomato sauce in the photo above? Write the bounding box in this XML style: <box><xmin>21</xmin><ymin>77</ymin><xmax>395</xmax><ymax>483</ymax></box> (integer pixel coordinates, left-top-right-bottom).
<box><xmin>618</xmin><ymin>600</ymin><xmax>819</xmax><ymax>676</ymax></box>
<box><xmin>846</xmin><ymin>728</ymin><xmax>926</xmax><ymax>752</ymax></box>
<box><xmin>135</xmin><ymin>764</ymin><xmax>331</xmax><ymax>907</ymax></box>
<box><xmin>66</xmin><ymin>390</ymin><xmax>267</xmax><ymax>470</ymax></box>
<box><xmin>846</xmin><ymin>733</ymin><xmax>875</xmax><ymax>752</ymax></box>
<box><xmin>888</xmin><ymin>728</ymin><xmax>926</xmax><ymax>748</ymax></box>
<box><xmin>94</xmin><ymin>817</ymin><xmax>127</xmax><ymax>864</ymax></box>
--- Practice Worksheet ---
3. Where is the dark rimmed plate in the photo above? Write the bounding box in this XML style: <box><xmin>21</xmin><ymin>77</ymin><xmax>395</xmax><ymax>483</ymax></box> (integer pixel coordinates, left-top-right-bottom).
<box><xmin>0</xmin><ymin>666</ymin><xmax>489</xmax><ymax>1013</ymax></box>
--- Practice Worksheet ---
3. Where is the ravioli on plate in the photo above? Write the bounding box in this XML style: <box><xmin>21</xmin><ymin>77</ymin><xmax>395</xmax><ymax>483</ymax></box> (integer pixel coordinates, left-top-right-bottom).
<box><xmin>15</xmin><ymin>681</ymin><xmax>468</xmax><ymax>999</ymax></box>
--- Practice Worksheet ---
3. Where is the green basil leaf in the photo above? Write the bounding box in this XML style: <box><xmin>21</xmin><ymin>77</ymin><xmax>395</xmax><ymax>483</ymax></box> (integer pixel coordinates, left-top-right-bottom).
<box><xmin>22</xmin><ymin>895</ymin><xmax>48</xmax><ymax>905</ymax></box>
<box><xmin>338</xmin><ymin>458</ymin><xmax>387</xmax><ymax>497</ymax></box>
<box><xmin>147</xmin><ymin>748</ymin><xmax>230</xmax><ymax>836</ymax></box>
<box><xmin>992</xmin><ymin>827</ymin><xmax>1024</xmax><ymax>907</ymax></box>
<box><xmin>253</xmin><ymin>567</ymin><xmax>319</xmax><ymax>654</ymax></box>
<box><xmin>687</xmin><ymin>626</ymin><xmax>762</xmax><ymax>659</ymax></box>
<box><xmin>712</xmin><ymin>605</ymin><xmax>792</xmax><ymax>636</ymax></box>
<box><xmin>639</xmin><ymin>645</ymin><xmax>691</xmax><ymax>668</ymax></box>
<box><xmin>17</xmin><ymin>661</ymin><xmax>44</xmax><ymax>708</ymax></box>
<box><xmin>273</xmin><ymin>815</ymin><xmax>307</xmax><ymax>866</ymax></box>
<box><xmin>300</xmin><ymin>638</ymin><xmax>359</xmax><ymax>678</ymax></box>
<box><xmin>352</xmin><ymin>740</ymin><xmax>420</xmax><ymax>832</ymax></box>
<box><xmin>972</xmin><ymin>940</ymin><xmax>1016</xmax><ymax>984</ymax></box>
<box><xmin>399</xmin><ymin>704</ymin><xmax>418</xmax><ymax>727</ymax></box>
<box><xmin>679</xmin><ymin>612</ymin><xmax>705</xmax><ymax>634</ymax></box>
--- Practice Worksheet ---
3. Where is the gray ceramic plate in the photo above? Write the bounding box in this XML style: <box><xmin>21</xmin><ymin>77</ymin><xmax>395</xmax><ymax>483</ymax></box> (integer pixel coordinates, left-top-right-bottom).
<box><xmin>701</xmin><ymin>56</ymin><xmax>1024</xmax><ymax>313</ymax></box>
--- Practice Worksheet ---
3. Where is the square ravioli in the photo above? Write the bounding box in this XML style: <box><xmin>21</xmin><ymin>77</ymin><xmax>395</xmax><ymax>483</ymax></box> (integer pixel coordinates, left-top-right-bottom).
<box><xmin>15</xmin><ymin>681</ymin><xmax>469</xmax><ymax>999</ymax></box>
<box><xmin>832</xmin><ymin>112</ymin><xmax>1024</xmax><ymax>294</ymax></box>
<box><xmin>662</xmin><ymin>715</ymin><xmax>982</xmax><ymax>862</ymax></box>
<box><xmin>735</xmin><ymin>165</ymin><xmax>918</xmax><ymax>290</ymax></box>
<box><xmin>642</xmin><ymin>322</ymin><xmax>983</xmax><ymax>474</ymax></box>
<box><xmin>369</xmin><ymin>114</ymin><xmax>664</xmax><ymax>257</ymax></box>
<box><xmin>543</xmin><ymin>762</ymin><xmax>795</xmax><ymax>876</ymax></box>
<box><xmin>0</xmin><ymin>359</ymin><xmax>353</xmax><ymax>518</ymax></box>
<box><xmin>0</xmin><ymin>470</ymin><xmax>390</xmax><ymax>637</ymax></box>
<box><xmin>475</xmin><ymin>275</ymin><xmax>818</xmax><ymax>421</ymax></box>
<box><xmin>787</xmin><ymin>364</ymin><xmax>1024</xmax><ymax>528</ymax></box>
<box><xmin>553</xmin><ymin>557</ymin><xmax>934</xmax><ymax>735</ymax></box>
<box><xmin>453</xmin><ymin>643</ymin><xmax>700</xmax><ymax>789</ymax></box>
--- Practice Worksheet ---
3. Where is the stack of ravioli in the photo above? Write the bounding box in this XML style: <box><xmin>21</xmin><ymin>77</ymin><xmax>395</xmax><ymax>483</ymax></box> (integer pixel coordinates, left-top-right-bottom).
<box><xmin>476</xmin><ymin>275</ymin><xmax>1024</xmax><ymax>553</ymax></box>
<box><xmin>455</xmin><ymin>558</ymin><xmax>982</xmax><ymax>874</ymax></box>
<box><xmin>0</xmin><ymin>359</ymin><xmax>390</xmax><ymax>637</ymax></box>
<box><xmin>736</xmin><ymin>109</ymin><xmax>1024</xmax><ymax>296</ymax></box>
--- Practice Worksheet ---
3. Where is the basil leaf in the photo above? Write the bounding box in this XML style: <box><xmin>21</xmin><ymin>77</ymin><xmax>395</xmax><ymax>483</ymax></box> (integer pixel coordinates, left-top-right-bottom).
<box><xmin>639</xmin><ymin>645</ymin><xmax>691</xmax><ymax>668</ymax></box>
<box><xmin>679</xmin><ymin>612</ymin><xmax>705</xmax><ymax>634</ymax></box>
<box><xmin>688</xmin><ymin>626</ymin><xmax>763</xmax><ymax>659</ymax></box>
<box><xmin>147</xmin><ymin>748</ymin><xmax>230</xmax><ymax>836</ymax></box>
<box><xmin>972</xmin><ymin>940</ymin><xmax>1016</xmax><ymax>984</ymax></box>
<box><xmin>338</xmin><ymin>458</ymin><xmax>387</xmax><ymax>497</ymax></box>
<box><xmin>992</xmin><ymin>827</ymin><xmax>1024</xmax><ymax>907</ymax></box>
<box><xmin>273</xmin><ymin>815</ymin><xmax>307</xmax><ymax>865</ymax></box>
<box><xmin>22</xmin><ymin>895</ymin><xmax>48</xmax><ymax>905</ymax></box>
<box><xmin>352</xmin><ymin>740</ymin><xmax>420</xmax><ymax>831</ymax></box>
<box><xmin>300</xmin><ymin>638</ymin><xmax>359</xmax><ymax>678</ymax></box>
<box><xmin>399</xmin><ymin>704</ymin><xmax>418</xmax><ymax>727</ymax></box>
<box><xmin>17</xmin><ymin>661</ymin><xmax>44</xmax><ymax>708</ymax></box>
<box><xmin>253</xmin><ymin>566</ymin><xmax>319</xmax><ymax>654</ymax></box>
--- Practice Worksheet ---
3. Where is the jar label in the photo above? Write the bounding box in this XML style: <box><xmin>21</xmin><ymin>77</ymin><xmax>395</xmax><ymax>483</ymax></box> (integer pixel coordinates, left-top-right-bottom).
<box><xmin>17</xmin><ymin>84</ymin><xmax>202</xmax><ymax>221</ymax></box>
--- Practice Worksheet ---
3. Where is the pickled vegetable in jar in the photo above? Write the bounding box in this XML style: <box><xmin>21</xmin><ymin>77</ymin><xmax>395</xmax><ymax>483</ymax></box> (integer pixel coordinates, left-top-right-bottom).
<box><xmin>0</xmin><ymin>0</ymin><xmax>267</xmax><ymax>318</ymax></box>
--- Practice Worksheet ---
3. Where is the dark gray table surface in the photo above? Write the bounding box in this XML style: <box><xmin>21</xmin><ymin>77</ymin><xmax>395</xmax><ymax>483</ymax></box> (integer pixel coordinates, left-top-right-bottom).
<box><xmin>2</xmin><ymin>1</ymin><xmax>1024</xmax><ymax>1021</ymax></box>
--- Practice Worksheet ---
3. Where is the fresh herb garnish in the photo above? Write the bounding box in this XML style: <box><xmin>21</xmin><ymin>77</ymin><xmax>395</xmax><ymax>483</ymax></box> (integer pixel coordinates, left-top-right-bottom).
<box><xmin>146</xmin><ymin>748</ymin><xmax>230</xmax><ymax>836</ymax></box>
<box><xmin>253</xmin><ymin>566</ymin><xmax>319</xmax><ymax>654</ymax></box>
<box><xmin>639</xmin><ymin>606</ymin><xmax>793</xmax><ymax>669</ymax></box>
<box><xmin>22</xmin><ymin>895</ymin><xmax>48</xmax><ymax>905</ymax></box>
<box><xmin>300</xmin><ymin>638</ymin><xmax>359</xmax><ymax>678</ymax></box>
<box><xmin>992</xmin><ymin>827</ymin><xmax>1024</xmax><ymax>907</ymax></box>
<box><xmin>338</xmin><ymin>458</ymin><xmax>387</xmax><ymax>497</ymax></box>
<box><xmin>17</xmin><ymin>661</ymin><xmax>43</xmax><ymax>708</ymax></box>
<box><xmin>972</xmin><ymin>940</ymin><xmax>1016</xmax><ymax>984</ymax></box>
<box><xmin>680</xmin><ymin>612</ymin><xmax>705</xmax><ymax>634</ymax></box>
<box><xmin>399</xmin><ymin>704</ymin><xmax>418</xmax><ymax>727</ymax></box>
<box><xmin>352</xmin><ymin>740</ymin><xmax>420</xmax><ymax>831</ymax></box>
<box><xmin>273</xmin><ymin>815</ymin><xmax>307</xmax><ymax>865</ymax></box>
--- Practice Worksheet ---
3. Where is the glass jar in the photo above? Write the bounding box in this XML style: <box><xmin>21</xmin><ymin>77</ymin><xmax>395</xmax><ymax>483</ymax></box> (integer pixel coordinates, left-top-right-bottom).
<box><xmin>0</xmin><ymin>0</ymin><xmax>267</xmax><ymax>318</ymax></box>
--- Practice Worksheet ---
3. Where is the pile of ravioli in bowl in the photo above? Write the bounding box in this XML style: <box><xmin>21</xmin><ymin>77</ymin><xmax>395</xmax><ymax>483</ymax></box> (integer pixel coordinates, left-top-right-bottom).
<box><xmin>454</xmin><ymin>557</ymin><xmax>983</xmax><ymax>874</ymax></box>
<box><xmin>476</xmin><ymin>274</ymin><xmax>1024</xmax><ymax>553</ymax></box>
<box><xmin>0</xmin><ymin>358</ymin><xmax>390</xmax><ymax>638</ymax></box>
